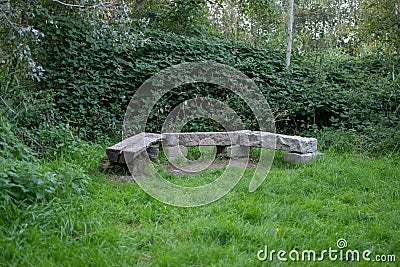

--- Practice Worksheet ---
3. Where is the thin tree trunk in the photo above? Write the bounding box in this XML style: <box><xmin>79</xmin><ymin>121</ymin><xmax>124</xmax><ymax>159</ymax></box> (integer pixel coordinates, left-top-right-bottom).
<box><xmin>286</xmin><ymin>0</ymin><xmax>294</xmax><ymax>67</ymax></box>
<box><xmin>21</xmin><ymin>9</ymin><xmax>28</xmax><ymax>26</ymax></box>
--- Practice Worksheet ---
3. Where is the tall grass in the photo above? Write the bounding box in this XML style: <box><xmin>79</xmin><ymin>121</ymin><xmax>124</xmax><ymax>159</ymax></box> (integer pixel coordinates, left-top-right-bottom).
<box><xmin>0</xmin><ymin>137</ymin><xmax>398</xmax><ymax>266</ymax></box>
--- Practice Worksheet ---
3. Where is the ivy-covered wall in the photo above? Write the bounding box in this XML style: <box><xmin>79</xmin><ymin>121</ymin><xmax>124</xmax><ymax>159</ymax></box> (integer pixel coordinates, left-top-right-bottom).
<box><xmin>40</xmin><ymin>17</ymin><xmax>399</xmax><ymax>145</ymax></box>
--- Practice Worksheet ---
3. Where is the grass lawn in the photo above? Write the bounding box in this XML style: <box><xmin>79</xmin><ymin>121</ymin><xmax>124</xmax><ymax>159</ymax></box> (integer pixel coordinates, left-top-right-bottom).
<box><xmin>0</xmin><ymin>146</ymin><xmax>399</xmax><ymax>266</ymax></box>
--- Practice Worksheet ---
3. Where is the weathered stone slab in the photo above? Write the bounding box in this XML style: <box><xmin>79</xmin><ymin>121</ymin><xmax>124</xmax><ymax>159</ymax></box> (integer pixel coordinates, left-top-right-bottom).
<box><xmin>237</xmin><ymin>130</ymin><xmax>317</xmax><ymax>153</ymax></box>
<box><xmin>226</xmin><ymin>145</ymin><xmax>251</xmax><ymax>159</ymax></box>
<box><xmin>283</xmin><ymin>152</ymin><xmax>324</xmax><ymax>164</ymax></box>
<box><xmin>162</xmin><ymin>131</ymin><xmax>317</xmax><ymax>154</ymax></box>
<box><xmin>237</xmin><ymin>130</ymin><xmax>276</xmax><ymax>149</ymax></box>
<box><xmin>106</xmin><ymin>132</ymin><xmax>161</xmax><ymax>164</ymax></box>
<box><xmin>275</xmin><ymin>134</ymin><xmax>317</xmax><ymax>154</ymax></box>
<box><xmin>162</xmin><ymin>132</ymin><xmax>239</xmax><ymax>147</ymax></box>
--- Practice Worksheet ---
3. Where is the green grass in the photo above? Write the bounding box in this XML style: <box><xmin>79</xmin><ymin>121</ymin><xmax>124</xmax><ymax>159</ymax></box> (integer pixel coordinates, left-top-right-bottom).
<box><xmin>0</xmin><ymin>145</ymin><xmax>399</xmax><ymax>266</ymax></box>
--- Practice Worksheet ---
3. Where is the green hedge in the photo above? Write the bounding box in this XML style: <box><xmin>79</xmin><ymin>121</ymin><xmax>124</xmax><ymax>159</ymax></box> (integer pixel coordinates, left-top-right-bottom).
<box><xmin>39</xmin><ymin>16</ymin><xmax>399</xmax><ymax>151</ymax></box>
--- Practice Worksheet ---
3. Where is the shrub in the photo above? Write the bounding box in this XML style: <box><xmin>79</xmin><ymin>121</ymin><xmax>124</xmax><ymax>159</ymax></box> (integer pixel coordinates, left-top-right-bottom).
<box><xmin>0</xmin><ymin>118</ymin><xmax>88</xmax><ymax>203</ymax></box>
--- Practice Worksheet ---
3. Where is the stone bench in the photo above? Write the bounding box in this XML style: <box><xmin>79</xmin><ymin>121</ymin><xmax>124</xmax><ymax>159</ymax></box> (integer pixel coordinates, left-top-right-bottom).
<box><xmin>106</xmin><ymin>131</ymin><xmax>323</xmax><ymax>167</ymax></box>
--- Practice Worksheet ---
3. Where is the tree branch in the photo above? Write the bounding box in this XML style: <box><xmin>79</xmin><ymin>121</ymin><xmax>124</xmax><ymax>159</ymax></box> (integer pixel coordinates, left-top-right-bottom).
<box><xmin>50</xmin><ymin>0</ymin><xmax>112</xmax><ymax>9</ymax></box>
<box><xmin>0</xmin><ymin>10</ymin><xmax>18</xmax><ymax>29</ymax></box>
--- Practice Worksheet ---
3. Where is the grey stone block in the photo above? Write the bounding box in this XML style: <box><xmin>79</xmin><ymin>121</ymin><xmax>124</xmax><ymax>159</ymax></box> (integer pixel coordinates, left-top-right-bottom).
<box><xmin>237</xmin><ymin>131</ymin><xmax>317</xmax><ymax>153</ymax></box>
<box><xmin>162</xmin><ymin>132</ymin><xmax>238</xmax><ymax>147</ymax></box>
<box><xmin>284</xmin><ymin>152</ymin><xmax>324</xmax><ymax>164</ymax></box>
<box><xmin>227</xmin><ymin>145</ymin><xmax>251</xmax><ymax>159</ymax></box>
<box><xmin>161</xmin><ymin>131</ymin><xmax>317</xmax><ymax>154</ymax></box>
<box><xmin>125</xmin><ymin>152</ymin><xmax>150</xmax><ymax>177</ymax></box>
<box><xmin>275</xmin><ymin>134</ymin><xmax>317</xmax><ymax>154</ymax></box>
<box><xmin>106</xmin><ymin>132</ymin><xmax>161</xmax><ymax>163</ymax></box>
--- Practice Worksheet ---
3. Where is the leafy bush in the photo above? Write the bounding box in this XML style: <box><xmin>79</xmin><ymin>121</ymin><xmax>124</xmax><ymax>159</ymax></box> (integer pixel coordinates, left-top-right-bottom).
<box><xmin>0</xmin><ymin>118</ymin><xmax>89</xmax><ymax>203</ymax></box>
<box><xmin>20</xmin><ymin>123</ymin><xmax>82</xmax><ymax>158</ymax></box>
<box><xmin>38</xmin><ymin>17</ymin><xmax>296</xmax><ymax>137</ymax></box>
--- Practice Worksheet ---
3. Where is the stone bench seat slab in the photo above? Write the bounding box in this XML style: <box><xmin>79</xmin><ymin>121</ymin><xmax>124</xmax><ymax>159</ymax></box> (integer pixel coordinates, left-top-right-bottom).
<box><xmin>162</xmin><ymin>131</ymin><xmax>317</xmax><ymax>154</ymax></box>
<box><xmin>161</xmin><ymin>132</ymin><xmax>239</xmax><ymax>147</ymax></box>
<box><xmin>106</xmin><ymin>133</ymin><xmax>162</xmax><ymax>164</ymax></box>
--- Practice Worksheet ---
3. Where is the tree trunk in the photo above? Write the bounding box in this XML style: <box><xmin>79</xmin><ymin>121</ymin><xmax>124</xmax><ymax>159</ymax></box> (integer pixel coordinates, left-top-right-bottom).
<box><xmin>286</xmin><ymin>0</ymin><xmax>294</xmax><ymax>67</ymax></box>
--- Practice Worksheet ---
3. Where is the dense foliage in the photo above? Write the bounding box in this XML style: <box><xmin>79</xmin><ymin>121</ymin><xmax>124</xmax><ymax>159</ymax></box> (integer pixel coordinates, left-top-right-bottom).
<box><xmin>39</xmin><ymin>16</ymin><xmax>399</xmax><ymax>153</ymax></box>
<box><xmin>0</xmin><ymin>118</ymin><xmax>89</xmax><ymax>202</ymax></box>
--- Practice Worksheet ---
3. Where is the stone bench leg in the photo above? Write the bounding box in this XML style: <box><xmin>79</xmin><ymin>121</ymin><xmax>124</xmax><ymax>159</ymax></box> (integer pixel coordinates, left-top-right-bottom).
<box><xmin>124</xmin><ymin>152</ymin><xmax>151</xmax><ymax>177</ymax></box>
<box><xmin>123</xmin><ymin>146</ymin><xmax>160</xmax><ymax>177</ymax></box>
<box><xmin>227</xmin><ymin>145</ymin><xmax>251</xmax><ymax>159</ymax></box>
